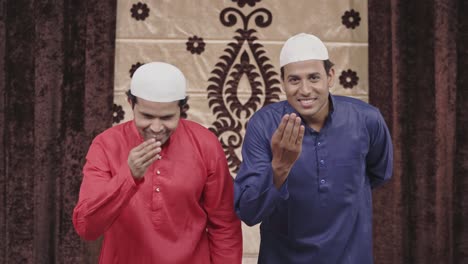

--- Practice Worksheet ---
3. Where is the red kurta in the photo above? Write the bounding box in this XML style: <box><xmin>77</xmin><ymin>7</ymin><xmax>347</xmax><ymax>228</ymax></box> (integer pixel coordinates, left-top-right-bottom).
<box><xmin>73</xmin><ymin>120</ymin><xmax>242</xmax><ymax>263</ymax></box>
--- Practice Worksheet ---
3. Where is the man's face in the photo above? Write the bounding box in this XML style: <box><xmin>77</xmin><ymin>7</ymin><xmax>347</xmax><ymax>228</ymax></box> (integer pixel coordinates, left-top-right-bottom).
<box><xmin>282</xmin><ymin>59</ymin><xmax>334</xmax><ymax>125</ymax></box>
<box><xmin>132</xmin><ymin>97</ymin><xmax>181</xmax><ymax>145</ymax></box>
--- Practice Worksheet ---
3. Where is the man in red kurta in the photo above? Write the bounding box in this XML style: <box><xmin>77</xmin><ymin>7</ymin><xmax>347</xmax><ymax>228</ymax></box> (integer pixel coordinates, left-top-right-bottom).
<box><xmin>73</xmin><ymin>62</ymin><xmax>242</xmax><ymax>263</ymax></box>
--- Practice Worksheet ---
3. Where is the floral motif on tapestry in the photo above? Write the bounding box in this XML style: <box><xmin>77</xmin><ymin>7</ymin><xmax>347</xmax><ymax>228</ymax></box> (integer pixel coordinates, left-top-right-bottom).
<box><xmin>129</xmin><ymin>62</ymin><xmax>144</xmax><ymax>78</ymax></box>
<box><xmin>232</xmin><ymin>0</ymin><xmax>261</xmax><ymax>8</ymax></box>
<box><xmin>341</xmin><ymin>9</ymin><xmax>361</xmax><ymax>29</ymax></box>
<box><xmin>339</xmin><ymin>69</ymin><xmax>359</xmax><ymax>89</ymax></box>
<box><xmin>131</xmin><ymin>2</ymin><xmax>150</xmax><ymax>21</ymax></box>
<box><xmin>186</xmin><ymin>36</ymin><xmax>206</xmax><ymax>55</ymax></box>
<box><xmin>113</xmin><ymin>104</ymin><xmax>125</xmax><ymax>124</ymax></box>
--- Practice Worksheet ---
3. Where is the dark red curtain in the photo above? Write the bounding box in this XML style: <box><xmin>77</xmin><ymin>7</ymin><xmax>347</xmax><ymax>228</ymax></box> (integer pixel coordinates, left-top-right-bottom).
<box><xmin>0</xmin><ymin>0</ymin><xmax>116</xmax><ymax>263</ymax></box>
<box><xmin>369</xmin><ymin>0</ymin><xmax>468</xmax><ymax>263</ymax></box>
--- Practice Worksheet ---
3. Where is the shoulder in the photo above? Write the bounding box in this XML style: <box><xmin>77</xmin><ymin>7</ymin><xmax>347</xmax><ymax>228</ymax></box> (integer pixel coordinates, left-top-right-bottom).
<box><xmin>333</xmin><ymin>96</ymin><xmax>388</xmax><ymax>138</ymax></box>
<box><xmin>248</xmin><ymin>101</ymin><xmax>286</xmax><ymax>129</ymax></box>
<box><xmin>252</xmin><ymin>101</ymin><xmax>286</xmax><ymax>119</ymax></box>
<box><xmin>333</xmin><ymin>95</ymin><xmax>382</xmax><ymax>120</ymax></box>
<box><xmin>178</xmin><ymin>119</ymin><xmax>226</xmax><ymax>164</ymax></box>
<box><xmin>90</xmin><ymin>121</ymin><xmax>136</xmax><ymax>154</ymax></box>
<box><xmin>93</xmin><ymin>121</ymin><xmax>132</xmax><ymax>142</ymax></box>
<box><xmin>242</xmin><ymin>101</ymin><xmax>288</xmax><ymax>143</ymax></box>
<box><xmin>180</xmin><ymin>119</ymin><xmax>216</xmax><ymax>137</ymax></box>
<box><xmin>85</xmin><ymin>122</ymin><xmax>134</xmax><ymax>162</ymax></box>
<box><xmin>179</xmin><ymin>119</ymin><xmax>221</xmax><ymax>147</ymax></box>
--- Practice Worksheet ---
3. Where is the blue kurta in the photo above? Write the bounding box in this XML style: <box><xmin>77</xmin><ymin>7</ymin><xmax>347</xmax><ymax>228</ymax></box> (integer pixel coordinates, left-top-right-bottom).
<box><xmin>234</xmin><ymin>95</ymin><xmax>393</xmax><ymax>264</ymax></box>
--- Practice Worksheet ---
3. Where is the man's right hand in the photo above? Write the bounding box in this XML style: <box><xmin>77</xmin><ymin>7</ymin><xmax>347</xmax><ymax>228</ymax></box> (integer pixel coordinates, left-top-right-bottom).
<box><xmin>128</xmin><ymin>139</ymin><xmax>162</xmax><ymax>179</ymax></box>
<box><xmin>271</xmin><ymin>113</ymin><xmax>305</xmax><ymax>189</ymax></box>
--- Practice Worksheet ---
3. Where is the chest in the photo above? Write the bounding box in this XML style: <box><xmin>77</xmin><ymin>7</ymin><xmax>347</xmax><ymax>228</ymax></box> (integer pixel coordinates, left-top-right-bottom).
<box><xmin>288</xmin><ymin>124</ymin><xmax>369</xmax><ymax>200</ymax></box>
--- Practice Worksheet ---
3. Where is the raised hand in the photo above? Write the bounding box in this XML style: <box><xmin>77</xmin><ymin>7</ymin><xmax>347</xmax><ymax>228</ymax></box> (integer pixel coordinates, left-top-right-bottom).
<box><xmin>271</xmin><ymin>113</ymin><xmax>305</xmax><ymax>189</ymax></box>
<box><xmin>127</xmin><ymin>139</ymin><xmax>162</xmax><ymax>179</ymax></box>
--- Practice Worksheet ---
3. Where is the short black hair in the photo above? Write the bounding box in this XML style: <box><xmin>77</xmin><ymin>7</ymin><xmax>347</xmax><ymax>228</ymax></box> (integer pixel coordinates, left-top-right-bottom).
<box><xmin>126</xmin><ymin>89</ymin><xmax>189</xmax><ymax>113</ymax></box>
<box><xmin>280</xmin><ymin>59</ymin><xmax>334</xmax><ymax>80</ymax></box>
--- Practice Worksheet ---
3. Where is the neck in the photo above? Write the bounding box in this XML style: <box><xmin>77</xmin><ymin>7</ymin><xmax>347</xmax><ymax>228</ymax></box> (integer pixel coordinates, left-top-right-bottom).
<box><xmin>305</xmin><ymin>99</ymin><xmax>330</xmax><ymax>132</ymax></box>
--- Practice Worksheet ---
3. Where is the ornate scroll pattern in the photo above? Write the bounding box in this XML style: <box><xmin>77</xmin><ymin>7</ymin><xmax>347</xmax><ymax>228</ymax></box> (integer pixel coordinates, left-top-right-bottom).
<box><xmin>207</xmin><ymin>7</ymin><xmax>281</xmax><ymax>173</ymax></box>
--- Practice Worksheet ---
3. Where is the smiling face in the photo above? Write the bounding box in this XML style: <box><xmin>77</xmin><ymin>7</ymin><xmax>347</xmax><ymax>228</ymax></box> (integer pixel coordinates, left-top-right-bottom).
<box><xmin>131</xmin><ymin>97</ymin><xmax>181</xmax><ymax>145</ymax></box>
<box><xmin>282</xmin><ymin>59</ymin><xmax>335</xmax><ymax>127</ymax></box>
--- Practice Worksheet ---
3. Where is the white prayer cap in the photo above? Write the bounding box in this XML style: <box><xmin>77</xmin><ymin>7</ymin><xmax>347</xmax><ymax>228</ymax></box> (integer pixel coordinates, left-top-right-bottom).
<box><xmin>279</xmin><ymin>33</ymin><xmax>329</xmax><ymax>67</ymax></box>
<box><xmin>130</xmin><ymin>62</ymin><xmax>186</xmax><ymax>102</ymax></box>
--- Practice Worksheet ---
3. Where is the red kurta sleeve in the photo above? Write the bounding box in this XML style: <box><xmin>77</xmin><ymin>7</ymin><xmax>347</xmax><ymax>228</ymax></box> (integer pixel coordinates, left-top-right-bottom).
<box><xmin>202</xmin><ymin>136</ymin><xmax>243</xmax><ymax>264</ymax></box>
<box><xmin>72</xmin><ymin>138</ymin><xmax>139</xmax><ymax>241</ymax></box>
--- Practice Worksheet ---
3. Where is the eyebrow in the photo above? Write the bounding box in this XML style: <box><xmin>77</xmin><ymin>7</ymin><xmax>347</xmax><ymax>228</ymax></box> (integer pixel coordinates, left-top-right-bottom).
<box><xmin>140</xmin><ymin>111</ymin><xmax>175</xmax><ymax>118</ymax></box>
<box><xmin>308</xmin><ymin>73</ymin><xmax>321</xmax><ymax>77</ymax></box>
<box><xmin>287</xmin><ymin>72</ymin><xmax>321</xmax><ymax>79</ymax></box>
<box><xmin>287</xmin><ymin>74</ymin><xmax>300</xmax><ymax>79</ymax></box>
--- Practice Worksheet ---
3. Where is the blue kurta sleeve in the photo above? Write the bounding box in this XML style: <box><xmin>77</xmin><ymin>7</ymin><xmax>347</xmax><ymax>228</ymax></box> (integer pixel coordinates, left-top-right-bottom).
<box><xmin>234</xmin><ymin>113</ymin><xmax>289</xmax><ymax>226</ymax></box>
<box><xmin>365</xmin><ymin>109</ymin><xmax>393</xmax><ymax>188</ymax></box>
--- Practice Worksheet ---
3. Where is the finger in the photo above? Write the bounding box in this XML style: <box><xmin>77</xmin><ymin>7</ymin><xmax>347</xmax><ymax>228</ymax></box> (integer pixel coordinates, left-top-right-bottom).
<box><xmin>132</xmin><ymin>140</ymin><xmax>160</xmax><ymax>159</ymax></box>
<box><xmin>282</xmin><ymin>113</ymin><xmax>296</xmax><ymax>143</ymax></box>
<box><xmin>296</xmin><ymin>125</ymin><xmax>305</xmax><ymax>145</ymax></box>
<box><xmin>289</xmin><ymin>116</ymin><xmax>302</xmax><ymax>144</ymax></box>
<box><xmin>132</xmin><ymin>138</ymin><xmax>156</xmax><ymax>153</ymax></box>
<box><xmin>272</xmin><ymin>114</ymin><xmax>289</xmax><ymax>141</ymax></box>
<box><xmin>276</xmin><ymin>114</ymin><xmax>289</xmax><ymax>135</ymax></box>
<box><xmin>132</xmin><ymin>147</ymin><xmax>160</xmax><ymax>169</ymax></box>
<box><xmin>141</xmin><ymin>153</ymin><xmax>159</xmax><ymax>168</ymax></box>
<box><xmin>141</xmin><ymin>140</ymin><xmax>161</xmax><ymax>154</ymax></box>
<box><xmin>136</xmin><ymin>147</ymin><xmax>161</xmax><ymax>165</ymax></box>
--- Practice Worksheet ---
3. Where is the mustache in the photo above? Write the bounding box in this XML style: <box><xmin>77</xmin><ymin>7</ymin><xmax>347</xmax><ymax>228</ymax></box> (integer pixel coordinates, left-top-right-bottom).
<box><xmin>146</xmin><ymin>133</ymin><xmax>165</xmax><ymax>138</ymax></box>
<box><xmin>144</xmin><ymin>128</ymin><xmax>165</xmax><ymax>134</ymax></box>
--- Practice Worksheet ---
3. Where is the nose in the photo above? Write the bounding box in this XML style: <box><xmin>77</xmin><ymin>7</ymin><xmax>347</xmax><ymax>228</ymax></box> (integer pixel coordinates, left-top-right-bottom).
<box><xmin>298</xmin><ymin>80</ymin><xmax>311</xmax><ymax>95</ymax></box>
<box><xmin>150</xmin><ymin>119</ymin><xmax>163</xmax><ymax>133</ymax></box>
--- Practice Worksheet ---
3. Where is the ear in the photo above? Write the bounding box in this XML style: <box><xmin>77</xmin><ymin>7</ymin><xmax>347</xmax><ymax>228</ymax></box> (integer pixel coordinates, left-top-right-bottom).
<box><xmin>280</xmin><ymin>76</ymin><xmax>286</xmax><ymax>93</ymax></box>
<box><xmin>279</xmin><ymin>66</ymin><xmax>287</xmax><ymax>93</ymax></box>
<box><xmin>327</xmin><ymin>67</ymin><xmax>335</xmax><ymax>88</ymax></box>
<box><xmin>127</xmin><ymin>98</ymin><xmax>135</xmax><ymax>109</ymax></box>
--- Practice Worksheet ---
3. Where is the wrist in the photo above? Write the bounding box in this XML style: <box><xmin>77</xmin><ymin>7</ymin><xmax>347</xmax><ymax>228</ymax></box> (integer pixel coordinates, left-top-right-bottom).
<box><xmin>272</xmin><ymin>161</ymin><xmax>290</xmax><ymax>189</ymax></box>
<box><xmin>272</xmin><ymin>160</ymin><xmax>291</xmax><ymax>175</ymax></box>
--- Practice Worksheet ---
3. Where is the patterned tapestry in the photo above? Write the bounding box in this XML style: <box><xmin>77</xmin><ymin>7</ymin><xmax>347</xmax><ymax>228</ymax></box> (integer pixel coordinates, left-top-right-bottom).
<box><xmin>113</xmin><ymin>0</ymin><xmax>368</xmax><ymax>261</ymax></box>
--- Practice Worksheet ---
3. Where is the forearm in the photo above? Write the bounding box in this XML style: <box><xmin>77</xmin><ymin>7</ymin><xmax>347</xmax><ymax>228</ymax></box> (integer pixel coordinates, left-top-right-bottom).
<box><xmin>367</xmin><ymin>110</ymin><xmax>394</xmax><ymax>190</ymax></box>
<box><xmin>73</xmin><ymin>165</ymin><xmax>137</xmax><ymax>240</ymax></box>
<box><xmin>208</xmin><ymin>212</ymin><xmax>243</xmax><ymax>264</ymax></box>
<box><xmin>272</xmin><ymin>160</ymin><xmax>292</xmax><ymax>189</ymax></box>
<box><xmin>235</xmin><ymin>166</ymin><xmax>289</xmax><ymax>226</ymax></box>
<box><xmin>369</xmin><ymin>170</ymin><xmax>392</xmax><ymax>189</ymax></box>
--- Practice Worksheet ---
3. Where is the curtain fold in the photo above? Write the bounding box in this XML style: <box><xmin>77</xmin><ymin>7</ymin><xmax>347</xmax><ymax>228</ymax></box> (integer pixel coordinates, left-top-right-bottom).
<box><xmin>0</xmin><ymin>0</ymin><xmax>116</xmax><ymax>263</ymax></box>
<box><xmin>369</xmin><ymin>0</ymin><xmax>468</xmax><ymax>263</ymax></box>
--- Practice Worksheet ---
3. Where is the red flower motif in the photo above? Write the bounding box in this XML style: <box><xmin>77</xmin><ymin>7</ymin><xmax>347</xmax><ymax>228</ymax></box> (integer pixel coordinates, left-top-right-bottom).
<box><xmin>232</xmin><ymin>0</ymin><xmax>261</xmax><ymax>7</ymax></box>
<box><xmin>339</xmin><ymin>69</ymin><xmax>359</xmax><ymax>89</ymax></box>
<box><xmin>129</xmin><ymin>62</ymin><xmax>144</xmax><ymax>78</ymax></box>
<box><xmin>186</xmin><ymin>35</ymin><xmax>206</xmax><ymax>55</ymax></box>
<box><xmin>130</xmin><ymin>2</ymin><xmax>150</xmax><ymax>21</ymax></box>
<box><xmin>341</xmin><ymin>9</ymin><xmax>361</xmax><ymax>29</ymax></box>
<box><xmin>113</xmin><ymin>104</ymin><xmax>125</xmax><ymax>124</ymax></box>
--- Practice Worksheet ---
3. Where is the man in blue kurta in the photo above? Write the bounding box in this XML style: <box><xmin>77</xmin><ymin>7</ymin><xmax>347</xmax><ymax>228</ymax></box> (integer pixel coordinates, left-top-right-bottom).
<box><xmin>234</xmin><ymin>33</ymin><xmax>393</xmax><ymax>263</ymax></box>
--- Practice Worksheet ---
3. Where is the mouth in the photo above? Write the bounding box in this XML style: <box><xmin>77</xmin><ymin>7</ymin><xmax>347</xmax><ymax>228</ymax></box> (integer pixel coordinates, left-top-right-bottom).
<box><xmin>298</xmin><ymin>97</ymin><xmax>317</xmax><ymax>107</ymax></box>
<box><xmin>146</xmin><ymin>133</ymin><xmax>165</xmax><ymax>142</ymax></box>
<box><xmin>152</xmin><ymin>135</ymin><xmax>165</xmax><ymax>141</ymax></box>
